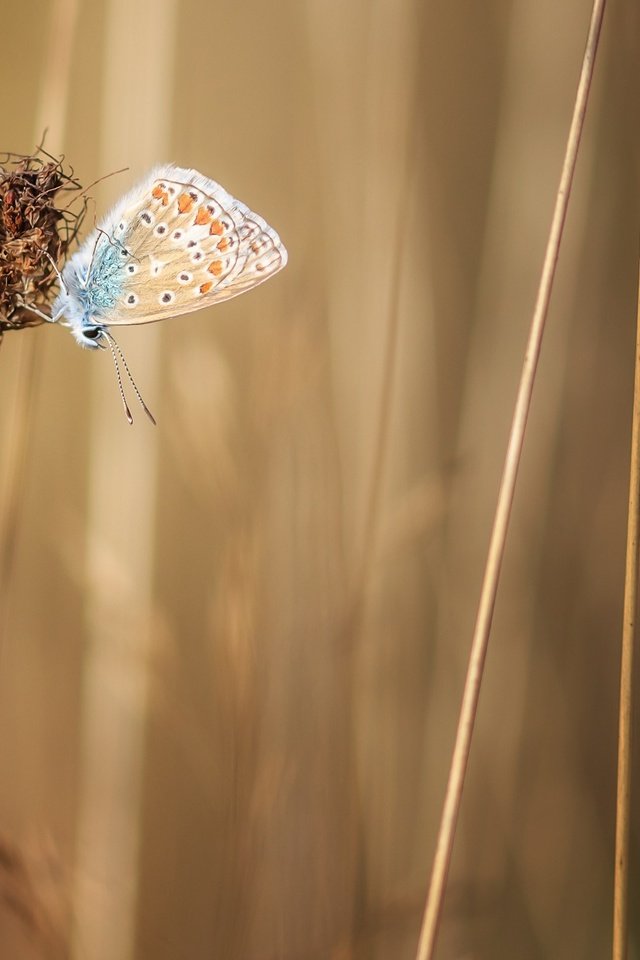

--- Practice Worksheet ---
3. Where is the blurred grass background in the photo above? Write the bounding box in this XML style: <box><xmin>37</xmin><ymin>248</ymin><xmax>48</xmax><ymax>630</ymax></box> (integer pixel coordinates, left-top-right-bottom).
<box><xmin>0</xmin><ymin>1</ymin><xmax>638</xmax><ymax>958</ymax></box>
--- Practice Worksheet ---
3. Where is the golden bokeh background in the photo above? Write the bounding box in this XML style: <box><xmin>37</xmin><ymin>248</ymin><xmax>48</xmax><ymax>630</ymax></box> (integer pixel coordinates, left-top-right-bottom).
<box><xmin>0</xmin><ymin>1</ymin><xmax>638</xmax><ymax>958</ymax></box>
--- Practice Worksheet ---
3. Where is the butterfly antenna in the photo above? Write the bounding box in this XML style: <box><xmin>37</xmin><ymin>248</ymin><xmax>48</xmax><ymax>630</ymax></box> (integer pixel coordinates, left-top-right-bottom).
<box><xmin>101</xmin><ymin>332</ymin><xmax>134</xmax><ymax>424</ymax></box>
<box><xmin>102</xmin><ymin>330</ymin><xmax>156</xmax><ymax>426</ymax></box>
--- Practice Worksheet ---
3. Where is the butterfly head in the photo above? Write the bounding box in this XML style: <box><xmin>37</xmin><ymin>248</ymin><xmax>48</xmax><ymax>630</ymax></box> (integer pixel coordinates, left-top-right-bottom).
<box><xmin>75</xmin><ymin>324</ymin><xmax>108</xmax><ymax>349</ymax></box>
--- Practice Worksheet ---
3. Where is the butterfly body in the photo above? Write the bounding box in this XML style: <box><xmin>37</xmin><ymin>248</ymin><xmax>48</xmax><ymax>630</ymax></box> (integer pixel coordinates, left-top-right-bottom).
<box><xmin>53</xmin><ymin>240</ymin><xmax>126</xmax><ymax>346</ymax></box>
<box><xmin>52</xmin><ymin>164</ymin><xmax>287</xmax><ymax>349</ymax></box>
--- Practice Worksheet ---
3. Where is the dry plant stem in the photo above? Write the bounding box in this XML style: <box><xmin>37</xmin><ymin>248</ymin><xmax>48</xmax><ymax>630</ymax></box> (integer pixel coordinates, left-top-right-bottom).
<box><xmin>71</xmin><ymin>2</ymin><xmax>174</xmax><ymax>955</ymax></box>
<box><xmin>33</xmin><ymin>0</ymin><xmax>80</xmax><ymax>143</ymax></box>
<box><xmin>415</xmin><ymin>3</ymin><xmax>607</xmax><ymax>959</ymax></box>
<box><xmin>0</xmin><ymin>0</ymin><xmax>79</xmax><ymax>633</ymax></box>
<box><xmin>0</xmin><ymin>344</ymin><xmax>40</xmax><ymax>608</ymax></box>
<box><xmin>356</xmin><ymin>160</ymin><xmax>410</xmax><ymax>604</ymax></box>
<box><xmin>612</xmin><ymin>258</ymin><xmax>640</xmax><ymax>960</ymax></box>
<box><xmin>354</xmin><ymin>19</ymin><xmax>421</xmax><ymax>613</ymax></box>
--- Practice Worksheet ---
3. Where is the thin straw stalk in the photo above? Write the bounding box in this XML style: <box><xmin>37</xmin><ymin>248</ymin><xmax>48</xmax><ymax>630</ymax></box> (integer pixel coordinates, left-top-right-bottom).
<box><xmin>611</xmin><ymin>256</ymin><xmax>640</xmax><ymax>960</ymax></box>
<box><xmin>0</xmin><ymin>0</ymin><xmax>79</xmax><ymax>633</ymax></box>
<box><xmin>415</xmin><ymin>3</ymin><xmax>608</xmax><ymax>958</ymax></box>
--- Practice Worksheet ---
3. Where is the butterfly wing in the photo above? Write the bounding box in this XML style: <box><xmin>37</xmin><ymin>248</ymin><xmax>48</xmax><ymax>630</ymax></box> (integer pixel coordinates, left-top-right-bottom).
<box><xmin>88</xmin><ymin>165</ymin><xmax>287</xmax><ymax>326</ymax></box>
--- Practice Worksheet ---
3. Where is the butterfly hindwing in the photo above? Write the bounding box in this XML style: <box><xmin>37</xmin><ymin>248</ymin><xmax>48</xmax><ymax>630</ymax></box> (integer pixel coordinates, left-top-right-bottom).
<box><xmin>87</xmin><ymin>165</ymin><xmax>287</xmax><ymax>326</ymax></box>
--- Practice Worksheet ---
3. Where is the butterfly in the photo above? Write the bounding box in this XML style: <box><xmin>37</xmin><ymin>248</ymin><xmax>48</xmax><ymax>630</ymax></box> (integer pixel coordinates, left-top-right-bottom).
<box><xmin>47</xmin><ymin>164</ymin><xmax>287</xmax><ymax>422</ymax></box>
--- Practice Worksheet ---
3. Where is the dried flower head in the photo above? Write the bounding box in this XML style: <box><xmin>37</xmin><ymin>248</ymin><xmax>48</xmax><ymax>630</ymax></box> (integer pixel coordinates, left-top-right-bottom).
<box><xmin>0</xmin><ymin>149</ymin><xmax>87</xmax><ymax>336</ymax></box>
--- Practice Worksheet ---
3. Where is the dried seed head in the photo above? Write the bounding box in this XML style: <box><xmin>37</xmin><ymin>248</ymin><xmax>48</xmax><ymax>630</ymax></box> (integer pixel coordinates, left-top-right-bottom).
<box><xmin>0</xmin><ymin>149</ymin><xmax>87</xmax><ymax>335</ymax></box>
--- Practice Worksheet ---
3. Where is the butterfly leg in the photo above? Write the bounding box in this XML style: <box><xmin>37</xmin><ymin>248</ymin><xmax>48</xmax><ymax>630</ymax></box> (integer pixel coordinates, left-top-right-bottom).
<box><xmin>14</xmin><ymin>301</ymin><xmax>53</xmax><ymax>323</ymax></box>
<box><xmin>41</xmin><ymin>250</ymin><xmax>68</xmax><ymax>295</ymax></box>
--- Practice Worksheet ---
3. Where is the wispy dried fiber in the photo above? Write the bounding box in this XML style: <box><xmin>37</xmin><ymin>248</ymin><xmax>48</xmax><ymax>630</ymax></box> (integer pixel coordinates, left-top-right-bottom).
<box><xmin>0</xmin><ymin>149</ymin><xmax>86</xmax><ymax>336</ymax></box>
<box><xmin>0</xmin><ymin>834</ymin><xmax>69</xmax><ymax>957</ymax></box>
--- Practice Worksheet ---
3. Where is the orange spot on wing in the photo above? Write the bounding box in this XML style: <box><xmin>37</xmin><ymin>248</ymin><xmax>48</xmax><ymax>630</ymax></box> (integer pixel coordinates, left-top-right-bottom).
<box><xmin>208</xmin><ymin>260</ymin><xmax>223</xmax><ymax>277</ymax></box>
<box><xmin>217</xmin><ymin>237</ymin><xmax>230</xmax><ymax>252</ymax></box>
<box><xmin>209</xmin><ymin>219</ymin><xmax>224</xmax><ymax>236</ymax></box>
<box><xmin>199</xmin><ymin>281</ymin><xmax>213</xmax><ymax>294</ymax></box>
<box><xmin>178</xmin><ymin>193</ymin><xmax>194</xmax><ymax>214</ymax></box>
<box><xmin>152</xmin><ymin>185</ymin><xmax>169</xmax><ymax>205</ymax></box>
<box><xmin>194</xmin><ymin>206</ymin><xmax>211</xmax><ymax>225</ymax></box>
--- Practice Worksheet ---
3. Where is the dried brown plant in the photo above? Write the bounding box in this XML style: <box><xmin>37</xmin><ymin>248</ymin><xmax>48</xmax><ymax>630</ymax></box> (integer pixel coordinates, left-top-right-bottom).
<box><xmin>0</xmin><ymin>149</ymin><xmax>86</xmax><ymax>336</ymax></box>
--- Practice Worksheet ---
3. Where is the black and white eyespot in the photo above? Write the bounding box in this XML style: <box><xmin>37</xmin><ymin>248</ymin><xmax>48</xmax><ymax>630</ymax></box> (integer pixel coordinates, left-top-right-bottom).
<box><xmin>172</xmin><ymin>230</ymin><xmax>183</xmax><ymax>241</ymax></box>
<box><xmin>126</xmin><ymin>263</ymin><xmax>138</xmax><ymax>275</ymax></box>
<box><xmin>187</xmin><ymin>240</ymin><xmax>197</xmax><ymax>248</ymax></box>
<box><xmin>160</xmin><ymin>291</ymin><xmax>175</xmax><ymax>305</ymax></box>
<box><xmin>191</xmin><ymin>250</ymin><xmax>203</xmax><ymax>263</ymax></box>
<box><xmin>125</xmin><ymin>293</ymin><xmax>139</xmax><ymax>307</ymax></box>
<box><xmin>177</xmin><ymin>271</ymin><xmax>193</xmax><ymax>285</ymax></box>
<box><xmin>139</xmin><ymin>210</ymin><xmax>154</xmax><ymax>226</ymax></box>
<box><xmin>119</xmin><ymin>245</ymin><xmax>129</xmax><ymax>258</ymax></box>
<box><xmin>151</xmin><ymin>260</ymin><xmax>164</xmax><ymax>276</ymax></box>
<box><xmin>154</xmin><ymin>223</ymin><xmax>167</xmax><ymax>236</ymax></box>
<box><xmin>117</xmin><ymin>221</ymin><xmax>126</xmax><ymax>233</ymax></box>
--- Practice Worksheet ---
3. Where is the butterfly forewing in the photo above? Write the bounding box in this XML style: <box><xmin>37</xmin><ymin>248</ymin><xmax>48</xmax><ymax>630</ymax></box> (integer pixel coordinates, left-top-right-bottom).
<box><xmin>92</xmin><ymin>166</ymin><xmax>287</xmax><ymax>326</ymax></box>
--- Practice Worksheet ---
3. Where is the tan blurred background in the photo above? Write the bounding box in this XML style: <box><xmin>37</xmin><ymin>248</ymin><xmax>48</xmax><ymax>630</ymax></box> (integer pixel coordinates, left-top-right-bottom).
<box><xmin>0</xmin><ymin>1</ymin><xmax>638</xmax><ymax>958</ymax></box>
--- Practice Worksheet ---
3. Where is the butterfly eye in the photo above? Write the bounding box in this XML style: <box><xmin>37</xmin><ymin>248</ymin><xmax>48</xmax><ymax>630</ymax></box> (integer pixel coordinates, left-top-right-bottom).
<box><xmin>84</xmin><ymin>327</ymin><xmax>102</xmax><ymax>340</ymax></box>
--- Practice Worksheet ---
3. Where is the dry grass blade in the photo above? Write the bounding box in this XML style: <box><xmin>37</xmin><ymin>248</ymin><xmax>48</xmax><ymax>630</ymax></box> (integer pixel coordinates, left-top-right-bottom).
<box><xmin>612</xmin><ymin>258</ymin><xmax>640</xmax><ymax>960</ymax></box>
<box><xmin>415</xmin><ymin>2</ymin><xmax>608</xmax><ymax>959</ymax></box>
<box><xmin>352</xmin><ymin>66</ymin><xmax>416</xmax><ymax>623</ymax></box>
<box><xmin>0</xmin><ymin>833</ymin><xmax>69</xmax><ymax>958</ymax></box>
<box><xmin>0</xmin><ymin>0</ymin><xmax>81</xmax><ymax>637</ymax></box>
<box><xmin>70</xmin><ymin>1</ymin><xmax>174</xmax><ymax>955</ymax></box>
<box><xmin>0</xmin><ymin>152</ymin><xmax>86</xmax><ymax>628</ymax></box>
